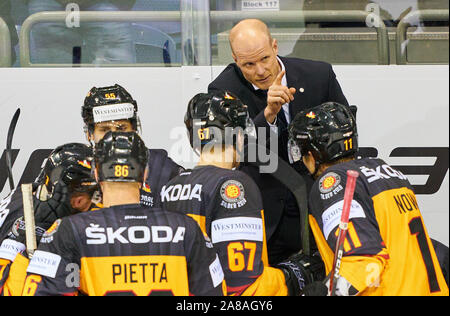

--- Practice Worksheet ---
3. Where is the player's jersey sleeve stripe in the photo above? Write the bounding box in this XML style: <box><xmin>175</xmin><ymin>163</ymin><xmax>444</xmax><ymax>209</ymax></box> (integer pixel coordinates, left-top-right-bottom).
<box><xmin>187</xmin><ymin>214</ymin><xmax>208</xmax><ymax>238</ymax></box>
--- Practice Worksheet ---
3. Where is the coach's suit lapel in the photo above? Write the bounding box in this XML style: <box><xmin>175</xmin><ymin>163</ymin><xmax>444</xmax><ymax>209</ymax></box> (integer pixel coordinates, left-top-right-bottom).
<box><xmin>282</xmin><ymin>57</ymin><xmax>308</xmax><ymax>121</ymax></box>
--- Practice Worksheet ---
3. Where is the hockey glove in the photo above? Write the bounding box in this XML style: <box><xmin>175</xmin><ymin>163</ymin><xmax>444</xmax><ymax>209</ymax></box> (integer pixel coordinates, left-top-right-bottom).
<box><xmin>34</xmin><ymin>181</ymin><xmax>72</xmax><ymax>223</ymax></box>
<box><xmin>300</xmin><ymin>281</ymin><xmax>328</xmax><ymax>296</ymax></box>
<box><xmin>276</xmin><ymin>251</ymin><xmax>325</xmax><ymax>296</ymax></box>
<box><xmin>6</xmin><ymin>181</ymin><xmax>71</xmax><ymax>245</ymax></box>
<box><xmin>275</xmin><ymin>251</ymin><xmax>325</xmax><ymax>296</ymax></box>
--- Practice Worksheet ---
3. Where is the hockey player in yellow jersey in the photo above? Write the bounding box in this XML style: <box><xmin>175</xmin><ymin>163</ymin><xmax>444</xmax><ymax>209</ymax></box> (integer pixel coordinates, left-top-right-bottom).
<box><xmin>0</xmin><ymin>143</ymin><xmax>99</xmax><ymax>296</ymax></box>
<box><xmin>82</xmin><ymin>84</ymin><xmax>184</xmax><ymax>208</ymax></box>
<box><xmin>22</xmin><ymin>132</ymin><xmax>224</xmax><ymax>296</ymax></box>
<box><xmin>288</xmin><ymin>101</ymin><xmax>448</xmax><ymax>296</ymax></box>
<box><xmin>161</xmin><ymin>91</ymin><xmax>324</xmax><ymax>296</ymax></box>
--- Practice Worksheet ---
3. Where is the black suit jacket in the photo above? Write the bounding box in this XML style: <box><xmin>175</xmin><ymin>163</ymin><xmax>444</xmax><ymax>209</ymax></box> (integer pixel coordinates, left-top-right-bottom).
<box><xmin>209</xmin><ymin>56</ymin><xmax>348</xmax><ymax>160</ymax></box>
<box><xmin>209</xmin><ymin>57</ymin><xmax>348</xmax><ymax>124</ymax></box>
<box><xmin>208</xmin><ymin>57</ymin><xmax>349</xmax><ymax>260</ymax></box>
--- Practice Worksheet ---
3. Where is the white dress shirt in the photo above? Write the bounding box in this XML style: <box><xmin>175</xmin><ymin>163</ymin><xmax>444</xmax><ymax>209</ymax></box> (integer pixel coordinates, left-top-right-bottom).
<box><xmin>252</xmin><ymin>57</ymin><xmax>294</xmax><ymax>163</ymax></box>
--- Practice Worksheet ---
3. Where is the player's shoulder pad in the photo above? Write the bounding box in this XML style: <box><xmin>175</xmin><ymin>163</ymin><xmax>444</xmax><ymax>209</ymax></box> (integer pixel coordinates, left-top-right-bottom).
<box><xmin>355</xmin><ymin>157</ymin><xmax>411</xmax><ymax>190</ymax></box>
<box><xmin>38</xmin><ymin>216</ymin><xmax>75</xmax><ymax>247</ymax></box>
<box><xmin>148</xmin><ymin>148</ymin><xmax>184</xmax><ymax>173</ymax></box>
<box><xmin>39</xmin><ymin>218</ymin><xmax>64</xmax><ymax>244</ymax></box>
<box><xmin>148</xmin><ymin>148</ymin><xmax>168</xmax><ymax>157</ymax></box>
<box><xmin>218</xmin><ymin>169</ymin><xmax>258</xmax><ymax>189</ymax></box>
<box><xmin>147</xmin><ymin>148</ymin><xmax>169</xmax><ymax>166</ymax></box>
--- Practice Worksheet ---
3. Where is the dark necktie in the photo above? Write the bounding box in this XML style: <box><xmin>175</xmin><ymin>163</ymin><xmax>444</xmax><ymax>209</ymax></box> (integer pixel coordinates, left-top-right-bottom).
<box><xmin>277</xmin><ymin>109</ymin><xmax>288</xmax><ymax>132</ymax></box>
<box><xmin>256</xmin><ymin>89</ymin><xmax>268</xmax><ymax>102</ymax></box>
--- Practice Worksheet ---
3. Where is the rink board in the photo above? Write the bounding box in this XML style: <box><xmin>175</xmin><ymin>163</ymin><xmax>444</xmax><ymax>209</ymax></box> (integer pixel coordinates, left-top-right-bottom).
<box><xmin>0</xmin><ymin>65</ymin><xmax>448</xmax><ymax>245</ymax></box>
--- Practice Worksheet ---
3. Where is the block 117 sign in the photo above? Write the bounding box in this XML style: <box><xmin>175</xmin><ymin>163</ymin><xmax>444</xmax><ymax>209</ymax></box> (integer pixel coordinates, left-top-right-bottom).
<box><xmin>242</xmin><ymin>0</ymin><xmax>280</xmax><ymax>11</ymax></box>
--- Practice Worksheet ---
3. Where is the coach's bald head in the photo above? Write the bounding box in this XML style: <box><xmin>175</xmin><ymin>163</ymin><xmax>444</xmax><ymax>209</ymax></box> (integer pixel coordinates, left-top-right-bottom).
<box><xmin>229</xmin><ymin>19</ymin><xmax>281</xmax><ymax>90</ymax></box>
<box><xmin>229</xmin><ymin>19</ymin><xmax>272</xmax><ymax>53</ymax></box>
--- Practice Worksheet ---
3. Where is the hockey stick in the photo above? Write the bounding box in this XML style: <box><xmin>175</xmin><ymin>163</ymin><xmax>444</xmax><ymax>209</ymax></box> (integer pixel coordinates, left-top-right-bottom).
<box><xmin>6</xmin><ymin>108</ymin><xmax>21</xmax><ymax>190</ymax></box>
<box><xmin>21</xmin><ymin>183</ymin><xmax>37</xmax><ymax>259</ymax></box>
<box><xmin>328</xmin><ymin>170</ymin><xmax>359</xmax><ymax>296</ymax></box>
<box><xmin>245</xmin><ymin>144</ymin><xmax>311</xmax><ymax>256</ymax></box>
<box><xmin>271</xmin><ymin>155</ymin><xmax>310</xmax><ymax>256</ymax></box>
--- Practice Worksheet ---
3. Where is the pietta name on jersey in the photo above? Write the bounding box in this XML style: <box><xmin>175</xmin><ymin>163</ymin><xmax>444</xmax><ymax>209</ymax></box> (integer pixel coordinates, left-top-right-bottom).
<box><xmin>23</xmin><ymin>205</ymin><xmax>224</xmax><ymax>296</ymax></box>
<box><xmin>85</xmin><ymin>224</ymin><xmax>186</xmax><ymax>245</ymax></box>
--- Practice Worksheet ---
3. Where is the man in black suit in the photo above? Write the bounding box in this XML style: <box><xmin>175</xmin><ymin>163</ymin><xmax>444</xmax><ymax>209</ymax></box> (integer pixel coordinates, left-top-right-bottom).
<box><xmin>208</xmin><ymin>19</ymin><xmax>349</xmax><ymax>264</ymax></box>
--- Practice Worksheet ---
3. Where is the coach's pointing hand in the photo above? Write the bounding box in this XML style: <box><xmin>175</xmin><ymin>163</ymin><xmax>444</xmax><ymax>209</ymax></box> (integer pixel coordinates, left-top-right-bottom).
<box><xmin>265</xmin><ymin>70</ymin><xmax>296</xmax><ymax>124</ymax></box>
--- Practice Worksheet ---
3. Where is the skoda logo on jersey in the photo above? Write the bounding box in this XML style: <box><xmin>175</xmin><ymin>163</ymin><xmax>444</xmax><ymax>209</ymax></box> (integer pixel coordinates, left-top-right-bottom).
<box><xmin>85</xmin><ymin>224</ymin><xmax>186</xmax><ymax>245</ymax></box>
<box><xmin>319</xmin><ymin>172</ymin><xmax>341</xmax><ymax>194</ymax></box>
<box><xmin>160</xmin><ymin>184</ymin><xmax>202</xmax><ymax>202</ymax></box>
<box><xmin>220</xmin><ymin>180</ymin><xmax>246</xmax><ymax>209</ymax></box>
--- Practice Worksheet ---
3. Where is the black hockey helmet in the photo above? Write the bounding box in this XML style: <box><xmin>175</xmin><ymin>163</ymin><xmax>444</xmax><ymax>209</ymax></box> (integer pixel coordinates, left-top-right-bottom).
<box><xmin>36</xmin><ymin>143</ymin><xmax>97</xmax><ymax>197</ymax></box>
<box><xmin>94</xmin><ymin>131</ymin><xmax>149</xmax><ymax>183</ymax></box>
<box><xmin>288</xmin><ymin>102</ymin><xmax>358</xmax><ymax>166</ymax></box>
<box><xmin>82</xmin><ymin>84</ymin><xmax>139</xmax><ymax>134</ymax></box>
<box><xmin>184</xmin><ymin>90</ymin><xmax>256</xmax><ymax>151</ymax></box>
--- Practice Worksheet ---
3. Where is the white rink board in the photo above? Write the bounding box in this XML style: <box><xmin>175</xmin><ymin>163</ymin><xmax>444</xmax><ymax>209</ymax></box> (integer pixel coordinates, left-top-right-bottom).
<box><xmin>0</xmin><ymin>65</ymin><xmax>448</xmax><ymax>245</ymax></box>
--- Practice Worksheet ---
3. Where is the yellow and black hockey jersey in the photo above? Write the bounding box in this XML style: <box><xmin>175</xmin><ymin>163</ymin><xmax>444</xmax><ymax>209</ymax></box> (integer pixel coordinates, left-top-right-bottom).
<box><xmin>0</xmin><ymin>186</ymin><xmax>49</xmax><ymax>296</ymax></box>
<box><xmin>160</xmin><ymin>165</ymin><xmax>288</xmax><ymax>296</ymax></box>
<box><xmin>0</xmin><ymin>249</ymin><xmax>28</xmax><ymax>296</ymax></box>
<box><xmin>0</xmin><ymin>186</ymin><xmax>104</xmax><ymax>296</ymax></box>
<box><xmin>22</xmin><ymin>204</ymin><xmax>225</xmax><ymax>296</ymax></box>
<box><xmin>308</xmin><ymin>157</ymin><xmax>448</xmax><ymax>296</ymax></box>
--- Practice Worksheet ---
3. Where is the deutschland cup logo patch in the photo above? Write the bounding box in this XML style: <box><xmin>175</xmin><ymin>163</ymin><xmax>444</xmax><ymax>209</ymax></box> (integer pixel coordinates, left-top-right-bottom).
<box><xmin>220</xmin><ymin>180</ymin><xmax>246</xmax><ymax>209</ymax></box>
<box><xmin>319</xmin><ymin>172</ymin><xmax>341</xmax><ymax>194</ymax></box>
